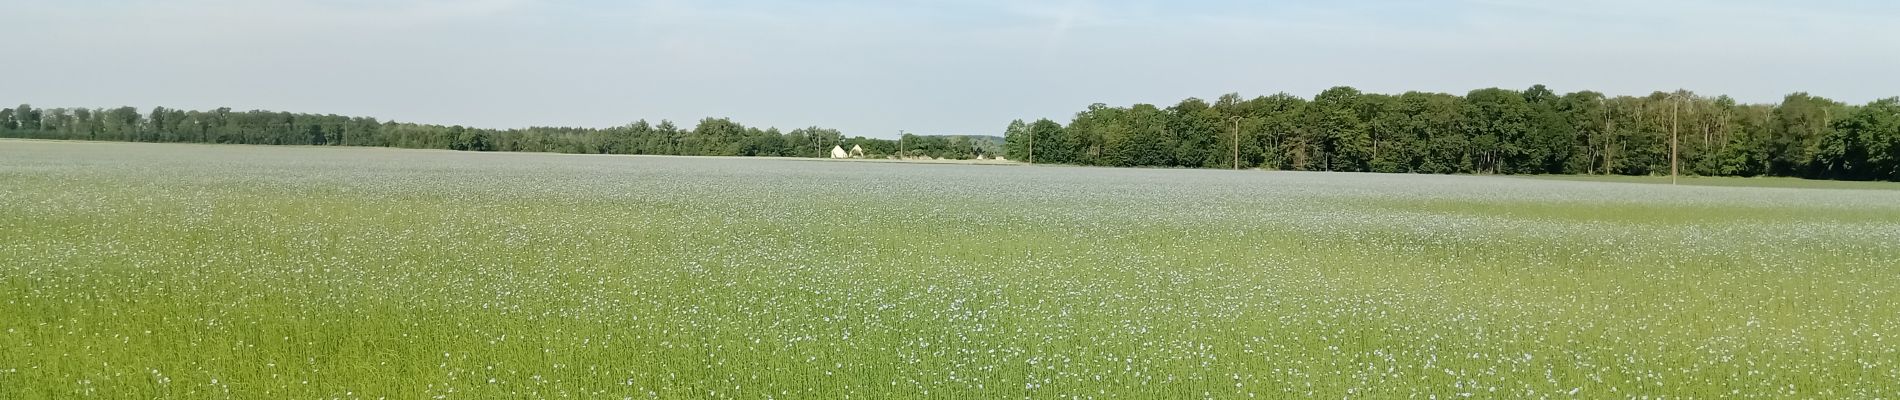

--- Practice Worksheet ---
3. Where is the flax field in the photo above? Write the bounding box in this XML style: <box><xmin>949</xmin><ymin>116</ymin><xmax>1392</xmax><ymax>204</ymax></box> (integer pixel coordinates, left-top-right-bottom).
<box><xmin>3</xmin><ymin>140</ymin><xmax>1899</xmax><ymax>399</ymax></box>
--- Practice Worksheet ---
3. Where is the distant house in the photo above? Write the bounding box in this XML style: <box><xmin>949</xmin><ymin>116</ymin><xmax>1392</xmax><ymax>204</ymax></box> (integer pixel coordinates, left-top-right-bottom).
<box><xmin>830</xmin><ymin>145</ymin><xmax>848</xmax><ymax>159</ymax></box>
<box><xmin>849</xmin><ymin>144</ymin><xmax>865</xmax><ymax>158</ymax></box>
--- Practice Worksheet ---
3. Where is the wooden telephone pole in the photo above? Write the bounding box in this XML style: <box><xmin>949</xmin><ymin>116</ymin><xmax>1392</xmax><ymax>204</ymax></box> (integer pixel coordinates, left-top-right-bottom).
<box><xmin>1229</xmin><ymin>116</ymin><xmax>1242</xmax><ymax>170</ymax></box>
<box><xmin>1026</xmin><ymin>124</ymin><xmax>1034</xmax><ymax>164</ymax></box>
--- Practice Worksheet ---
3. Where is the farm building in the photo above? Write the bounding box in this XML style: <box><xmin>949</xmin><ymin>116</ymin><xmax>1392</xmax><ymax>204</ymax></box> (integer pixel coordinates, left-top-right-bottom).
<box><xmin>830</xmin><ymin>145</ymin><xmax>848</xmax><ymax>159</ymax></box>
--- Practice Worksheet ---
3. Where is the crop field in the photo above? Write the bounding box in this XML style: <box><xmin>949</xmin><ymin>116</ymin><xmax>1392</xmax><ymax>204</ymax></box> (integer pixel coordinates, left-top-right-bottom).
<box><xmin>1526</xmin><ymin>174</ymin><xmax>1900</xmax><ymax>191</ymax></box>
<box><xmin>4</xmin><ymin>140</ymin><xmax>1900</xmax><ymax>399</ymax></box>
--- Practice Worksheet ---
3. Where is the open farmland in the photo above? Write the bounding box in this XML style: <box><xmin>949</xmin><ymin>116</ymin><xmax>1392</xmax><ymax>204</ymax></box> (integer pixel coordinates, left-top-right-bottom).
<box><xmin>4</xmin><ymin>140</ymin><xmax>1900</xmax><ymax>399</ymax></box>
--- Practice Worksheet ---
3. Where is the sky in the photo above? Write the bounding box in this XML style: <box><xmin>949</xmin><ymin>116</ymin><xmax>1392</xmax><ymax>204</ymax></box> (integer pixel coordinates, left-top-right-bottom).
<box><xmin>4</xmin><ymin>0</ymin><xmax>1897</xmax><ymax>138</ymax></box>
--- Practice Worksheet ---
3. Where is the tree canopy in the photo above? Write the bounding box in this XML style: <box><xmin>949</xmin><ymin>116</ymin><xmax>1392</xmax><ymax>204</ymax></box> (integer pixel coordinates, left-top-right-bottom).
<box><xmin>0</xmin><ymin>105</ymin><xmax>1002</xmax><ymax>161</ymax></box>
<box><xmin>1004</xmin><ymin>86</ymin><xmax>1900</xmax><ymax>181</ymax></box>
<box><xmin>7</xmin><ymin>86</ymin><xmax>1898</xmax><ymax>182</ymax></box>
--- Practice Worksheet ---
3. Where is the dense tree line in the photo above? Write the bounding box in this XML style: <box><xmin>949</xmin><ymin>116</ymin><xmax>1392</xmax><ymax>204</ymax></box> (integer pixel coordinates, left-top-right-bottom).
<box><xmin>1005</xmin><ymin>86</ymin><xmax>1900</xmax><ymax>181</ymax></box>
<box><xmin>0</xmin><ymin>104</ymin><xmax>1003</xmax><ymax>160</ymax></box>
<box><xmin>8</xmin><ymin>88</ymin><xmax>1895</xmax><ymax>182</ymax></box>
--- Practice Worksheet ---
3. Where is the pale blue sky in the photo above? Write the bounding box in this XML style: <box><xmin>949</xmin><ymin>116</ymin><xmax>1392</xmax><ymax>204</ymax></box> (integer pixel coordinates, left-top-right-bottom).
<box><xmin>5</xmin><ymin>0</ymin><xmax>1896</xmax><ymax>138</ymax></box>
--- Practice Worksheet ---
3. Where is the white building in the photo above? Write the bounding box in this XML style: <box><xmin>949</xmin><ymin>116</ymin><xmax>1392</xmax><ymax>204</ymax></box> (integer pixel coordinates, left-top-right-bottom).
<box><xmin>830</xmin><ymin>145</ymin><xmax>848</xmax><ymax>159</ymax></box>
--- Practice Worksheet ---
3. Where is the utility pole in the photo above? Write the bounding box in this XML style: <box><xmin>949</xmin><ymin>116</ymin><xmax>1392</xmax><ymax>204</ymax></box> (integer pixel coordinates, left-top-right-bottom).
<box><xmin>1026</xmin><ymin>123</ymin><xmax>1034</xmax><ymax>164</ymax></box>
<box><xmin>899</xmin><ymin>130</ymin><xmax>905</xmax><ymax>159</ymax></box>
<box><xmin>1670</xmin><ymin>91</ymin><xmax>1681</xmax><ymax>185</ymax></box>
<box><xmin>1229</xmin><ymin>116</ymin><xmax>1242</xmax><ymax>170</ymax></box>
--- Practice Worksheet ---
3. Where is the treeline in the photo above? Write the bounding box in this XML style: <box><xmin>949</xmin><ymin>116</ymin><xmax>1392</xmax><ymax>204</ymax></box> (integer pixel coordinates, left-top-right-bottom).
<box><xmin>0</xmin><ymin>104</ymin><xmax>1001</xmax><ymax>160</ymax></box>
<box><xmin>1005</xmin><ymin>86</ymin><xmax>1900</xmax><ymax>181</ymax></box>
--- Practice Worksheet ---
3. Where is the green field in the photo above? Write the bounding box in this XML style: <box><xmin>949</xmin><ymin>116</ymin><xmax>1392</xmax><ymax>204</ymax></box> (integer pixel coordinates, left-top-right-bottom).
<box><xmin>1526</xmin><ymin>174</ymin><xmax>1900</xmax><ymax>191</ymax></box>
<box><xmin>4</xmin><ymin>140</ymin><xmax>1899</xmax><ymax>399</ymax></box>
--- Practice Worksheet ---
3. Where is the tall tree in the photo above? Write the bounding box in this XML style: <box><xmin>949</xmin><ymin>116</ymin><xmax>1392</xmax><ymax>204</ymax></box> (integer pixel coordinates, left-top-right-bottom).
<box><xmin>1306</xmin><ymin>86</ymin><xmax>1369</xmax><ymax>171</ymax></box>
<box><xmin>1002</xmin><ymin>119</ymin><xmax>1029</xmax><ymax>161</ymax></box>
<box><xmin>1021</xmin><ymin>119</ymin><xmax>1063</xmax><ymax>163</ymax></box>
<box><xmin>1822</xmin><ymin>98</ymin><xmax>1900</xmax><ymax>180</ymax></box>
<box><xmin>1167</xmin><ymin>98</ymin><xmax>1222</xmax><ymax>168</ymax></box>
<box><xmin>14</xmin><ymin>104</ymin><xmax>41</xmax><ymax>131</ymax></box>
<box><xmin>1522</xmin><ymin>85</ymin><xmax>1574</xmax><ymax>174</ymax></box>
<box><xmin>1460</xmin><ymin>88</ymin><xmax>1531</xmax><ymax>174</ymax></box>
<box><xmin>1768</xmin><ymin>93</ymin><xmax>1842</xmax><ymax>176</ymax></box>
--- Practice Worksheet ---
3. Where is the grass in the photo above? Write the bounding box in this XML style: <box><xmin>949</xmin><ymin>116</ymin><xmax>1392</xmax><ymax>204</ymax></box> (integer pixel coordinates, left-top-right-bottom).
<box><xmin>1524</xmin><ymin>173</ymin><xmax>1900</xmax><ymax>190</ymax></box>
<box><xmin>3</xmin><ymin>140</ymin><xmax>1899</xmax><ymax>398</ymax></box>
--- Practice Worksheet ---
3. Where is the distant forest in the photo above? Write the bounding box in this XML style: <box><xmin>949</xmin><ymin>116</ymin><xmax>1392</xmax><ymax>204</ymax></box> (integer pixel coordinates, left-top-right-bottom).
<box><xmin>1006</xmin><ymin>86</ymin><xmax>1900</xmax><ymax>181</ymax></box>
<box><xmin>6</xmin><ymin>85</ymin><xmax>1898</xmax><ymax>181</ymax></box>
<box><xmin>0</xmin><ymin>105</ymin><xmax>999</xmax><ymax>160</ymax></box>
